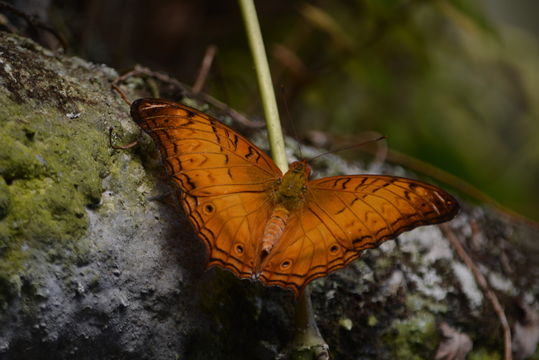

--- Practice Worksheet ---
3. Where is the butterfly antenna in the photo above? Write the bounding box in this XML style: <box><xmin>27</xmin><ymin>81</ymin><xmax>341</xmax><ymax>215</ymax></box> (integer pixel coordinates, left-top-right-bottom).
<box><xmin>278</xmin><ymin>84</ymin><xmax>303</xmax><ymax>159</ymax></box>
<box><xmin>192</xmin><ymin>45</ymin><xmax>218</xmax><ymax>94</ymax></box>
<box><xmin>310</xmin><ymin>135</ymin><xmax>387</xmax><ymax>162</ymax></box>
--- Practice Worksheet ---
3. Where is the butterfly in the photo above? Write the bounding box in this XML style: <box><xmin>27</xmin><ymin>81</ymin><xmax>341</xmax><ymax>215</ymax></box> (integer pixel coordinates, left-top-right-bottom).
<box><xmin>130</xmin><ymin>98</ymin><xmax>459</xmax><ymax>296</ymax></box>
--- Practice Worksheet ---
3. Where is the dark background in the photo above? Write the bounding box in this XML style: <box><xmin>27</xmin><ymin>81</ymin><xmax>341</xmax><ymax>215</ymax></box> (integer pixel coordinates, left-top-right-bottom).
<box><xmin>5</xmin><ymin>0</ymin><xmax>539</xmax><ymax>221</ymax></box>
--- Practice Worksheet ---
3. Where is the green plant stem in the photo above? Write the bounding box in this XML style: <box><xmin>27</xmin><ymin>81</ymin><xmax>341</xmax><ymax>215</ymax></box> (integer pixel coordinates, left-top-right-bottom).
<box><xmin>237</xmin><ymin>0</ymin><xmax>288</xmax><ymax>173</ymax></box>
<box><xmin>291</xmin><ymin>288</ymin><xmax>330</xmax><ymax>360</ymax></box>
<box><xmin>238</xmin><ymin>1</ymin><xmax>329</xmax><ymax>358</ymax></box>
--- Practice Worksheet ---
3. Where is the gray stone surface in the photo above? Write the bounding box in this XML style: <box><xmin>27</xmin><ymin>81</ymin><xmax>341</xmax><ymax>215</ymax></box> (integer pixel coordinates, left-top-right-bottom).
<box><xmin>0</xmin><ymin>31</ymin><xmax>538</xmax><ymax>360</ymax></box>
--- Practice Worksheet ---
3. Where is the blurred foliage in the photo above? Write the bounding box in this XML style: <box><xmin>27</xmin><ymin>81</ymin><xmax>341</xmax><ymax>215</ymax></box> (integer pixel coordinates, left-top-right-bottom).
<box><xmin>6</xmin><ymin>0</ymin><xmax>539</xmax><ymax>221</ymax></box>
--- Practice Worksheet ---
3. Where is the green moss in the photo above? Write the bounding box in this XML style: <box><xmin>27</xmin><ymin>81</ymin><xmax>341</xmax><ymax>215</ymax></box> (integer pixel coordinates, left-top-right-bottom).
<box><xmin>405</xmin><ymin>293</ymin><xmax>448</xmax><ymax>314</ymax></box>
<box><xmin>384</xmin><ymin>312</ymin><xmax>439</xmax><ymax>360</ymax></box>
<box><xmin>381</xmin><ymin>293</ymin><xmax>449</xmax><ymax>358</ymax></box>
<box><xmin>468</xmin><ymin>348</ymin><xmax>502</xmax><ymax>360</ymax></box>
<box><xmin>372</xmin><ymin>253</ymin><xmax>393</xmax><ymax>274</ymax></box>
<box><xmin>367</xmin><ymin>314</ymin><xmax>378</xmax><ymax>327</ymax></box>
<box><xmin>339</xmin><ymin>317</ymin><xmax>353</xmax><ymax>330</ymax></box>
<box><xmin>0</xmin><ymin>132</ymin><xmax>48</xmax><ymax>182</ymax></box>
<box><xmin>0</xmin><ymin>98</ymin><xmax>111</xmax><ymax>307</ymax></box>
<box><xmin>0</xmin><ymin>176</ymin><xmax>10</xmax><ymax>219</ymax></box>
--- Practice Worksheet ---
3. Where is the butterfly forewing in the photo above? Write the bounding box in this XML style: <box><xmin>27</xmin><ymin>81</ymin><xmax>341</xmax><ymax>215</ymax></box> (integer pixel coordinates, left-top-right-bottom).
<box><xmin>131</xmin><ymin>99</ymin><xmax>282</xmax><ymax>196</ymax></box>
<box><xmin>308</xmin><ymin>175</ymin><xmax>459</xmax><ymax>247</ymax></box>
<box><xmin>131</xmin><ymin>99</ymin><xmax>280</xmax><ymax>279</ymax></box>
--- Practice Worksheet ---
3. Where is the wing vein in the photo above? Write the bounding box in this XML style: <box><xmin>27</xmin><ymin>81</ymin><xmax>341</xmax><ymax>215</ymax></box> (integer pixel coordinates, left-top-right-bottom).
<box><xmin>155</xmin><ymin>135</ymin><xmax>277</xmax><ymax>177</ymax></box>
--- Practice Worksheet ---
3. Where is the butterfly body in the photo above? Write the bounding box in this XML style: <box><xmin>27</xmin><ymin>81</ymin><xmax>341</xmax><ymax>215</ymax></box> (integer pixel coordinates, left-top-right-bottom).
<box><xmin>130</xmin><ymin>98</ymin><xmax>459</xmax><ymax>296</ymax></box>
<box><xmin>256</xmin><ymin>161</ymin><xmax>311</xmax><ymax>272</ymax></box>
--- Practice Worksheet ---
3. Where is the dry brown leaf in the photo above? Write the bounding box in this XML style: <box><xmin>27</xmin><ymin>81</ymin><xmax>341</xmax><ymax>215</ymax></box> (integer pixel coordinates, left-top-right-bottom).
<box><xmin>434</xmin><ymin>322</ymin><xmax>473</xmax><ymax>360</ymax></box>
<box><xmin>513</xmin><ymin>302</ymin><xmax>539</xmax><ymax>360</ymax></box>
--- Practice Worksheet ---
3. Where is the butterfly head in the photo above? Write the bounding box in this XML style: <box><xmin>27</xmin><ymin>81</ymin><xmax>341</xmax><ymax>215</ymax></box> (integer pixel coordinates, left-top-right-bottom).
<box><xmin>288</xmin><ymin>160</ymin><xmax>311</xmax><ymax>178</ymax></box>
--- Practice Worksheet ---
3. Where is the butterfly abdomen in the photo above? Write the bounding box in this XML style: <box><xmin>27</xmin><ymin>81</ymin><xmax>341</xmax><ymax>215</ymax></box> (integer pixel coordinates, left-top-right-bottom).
<box><xmin>259</xmin><ymin>207</ymin><xmax>289</xmax><ymax>259</ymax></box>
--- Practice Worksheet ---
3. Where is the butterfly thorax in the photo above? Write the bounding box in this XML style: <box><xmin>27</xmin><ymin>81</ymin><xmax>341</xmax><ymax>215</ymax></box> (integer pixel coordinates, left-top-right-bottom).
<box><xmin>273</xmin><ymin>160</ymin><xmax>310</xmax><ymax>211</ymax></box>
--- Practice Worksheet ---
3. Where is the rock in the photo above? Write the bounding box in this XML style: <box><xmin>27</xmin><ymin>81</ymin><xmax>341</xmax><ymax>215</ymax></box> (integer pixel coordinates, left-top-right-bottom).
<box><xmin>0</xmin><ymin>31</ymin><xmax>538</xmax><ymax>360</ymax></box>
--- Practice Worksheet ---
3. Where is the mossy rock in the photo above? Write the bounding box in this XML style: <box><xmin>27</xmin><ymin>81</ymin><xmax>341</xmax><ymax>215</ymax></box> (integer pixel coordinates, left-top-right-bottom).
<box><xmin>0</xmin><ymin>31</ymin><xmax>538</xmax><ymax>360</ymax></box>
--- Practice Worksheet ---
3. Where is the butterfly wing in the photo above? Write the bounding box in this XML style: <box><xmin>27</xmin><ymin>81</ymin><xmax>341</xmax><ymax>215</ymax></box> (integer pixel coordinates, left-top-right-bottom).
<box><xmin>131</xmin><ymin>98</ymin><xmax>281</xmax><ymax>278</ymax></box>
<box><xmin>259</xmin><ymin>175</ymin><xmax>459</xmax><ymax>295</ymax></box>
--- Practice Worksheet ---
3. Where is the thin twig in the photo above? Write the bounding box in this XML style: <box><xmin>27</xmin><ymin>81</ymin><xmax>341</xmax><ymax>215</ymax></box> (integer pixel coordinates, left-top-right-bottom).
<box><xmin>0</xmin><ymin>2</ymin><xmax>67</xmax><ymax>51</ymax></box>
<box><xmin>109</xmin><ymin>127</ymin><xmax>138</xmax><ymax>150</ymax></box>
<box><xmin>192</xmin><ymin>45</ymin><xmax>218</xmax><ymax>94</ymax></box>
<box><xmin>111</xmin><ymin>82</ymin><xmax>132</xmax><ymax>105</ymax></box>
<box><xmin>379</xmin><ymin>148</ymin><xmax>539</xmax><ymax>231</ymax></box>
<box><xmin>440</xmin><ymin>223</ymin><xmax>512</xmax><ymax>360</ymax></box>
<box><xmin>113</xmin><ymin>65</ymin><xmax>264</xmax><ymax>128</ymax></box>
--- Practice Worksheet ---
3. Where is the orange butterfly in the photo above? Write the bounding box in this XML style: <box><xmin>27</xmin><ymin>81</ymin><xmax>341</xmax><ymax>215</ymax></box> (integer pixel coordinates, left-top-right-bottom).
<box><xmin>131</xmin><ymin>98</ymin><xmax>459</xmax><ymax>296</ymax></box>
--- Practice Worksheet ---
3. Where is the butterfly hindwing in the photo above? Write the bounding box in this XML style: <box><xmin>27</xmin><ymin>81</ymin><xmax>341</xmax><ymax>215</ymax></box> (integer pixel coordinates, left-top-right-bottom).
<box><xmin>259</xmin><ymin>175</ymin><xmax>459</xmax><ymax>294</ymax></box>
